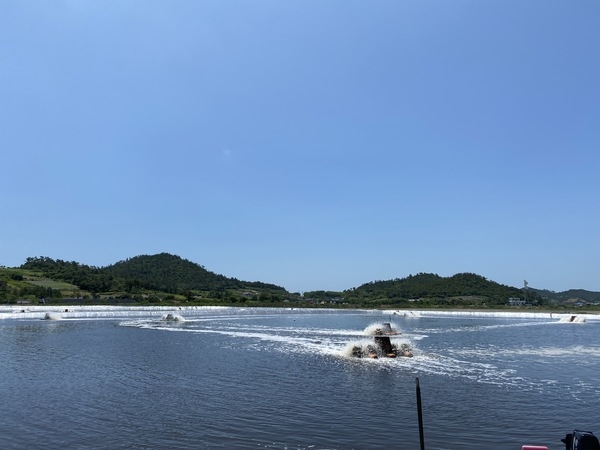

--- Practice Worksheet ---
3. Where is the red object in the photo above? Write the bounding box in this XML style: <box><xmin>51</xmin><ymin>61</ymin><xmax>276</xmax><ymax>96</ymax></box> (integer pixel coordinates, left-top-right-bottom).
<box><xmin>522</xmin><ymin>446</ymin><xmax>548</xmax><ymax>450</ymax></box>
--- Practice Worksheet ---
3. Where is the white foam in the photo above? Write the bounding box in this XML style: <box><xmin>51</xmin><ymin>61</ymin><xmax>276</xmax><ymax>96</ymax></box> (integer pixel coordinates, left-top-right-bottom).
<box><xmin>162</xmin><ymin>313</ymin><xmax>185</xmax><ymax>322</ymax></box>
<box><xmin>384</xmin><ymin>309</ymin><xmax>600</xmax><ymax>321</ymax></box>
<box><xmin>558</xmin><ymin>315</ymin><xmax>587</xmax><ymax>323</ymax></box>
<box><xmin>340</xmin><ymin>336</ymin><xmax>415</xmax><ymax>358</ymax></box>
<box><xmin>2</xmin><ymin>305</ymin><xmax>599</xmax><ymax>322</ymax></box>
<box><xmin>0</xmin><ymin>305</ymin><xmax>228</xmax><ymax>320</ymax></box>
<box><xmin>363</xmin><ymin>322</ymin><xmax>402</xmax><ymax>336</ymax></box>
<box><xmin>43</xmin><ymin>312</ymin><xmax>61</xmax><ymax>320</ymax></box>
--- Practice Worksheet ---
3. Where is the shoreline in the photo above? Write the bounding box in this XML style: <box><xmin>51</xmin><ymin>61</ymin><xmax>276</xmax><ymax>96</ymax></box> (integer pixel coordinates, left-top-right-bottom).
<box><xmin>1</xmin><ymin>304</ymin><xmax>600</xmax><ymax>321</ymax></box>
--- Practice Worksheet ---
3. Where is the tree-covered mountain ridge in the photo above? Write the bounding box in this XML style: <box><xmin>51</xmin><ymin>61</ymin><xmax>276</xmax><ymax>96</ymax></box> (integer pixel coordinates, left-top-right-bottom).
<box><xmin>104</xmin><ymin>253</ymin><xmax>285</xmax><ymax>293</ymax></box>
<box><xmin>1</xmin><ymin>253</ymin><xmax>599</xmax><ymax>307</ymax></box>
<box><xmin>336</xmin><ymin>272</ymin><xmax>535</xmax><ymax>307</ymax></box>
<box><xmin>529</xmin><ymin>288</ymin><xmax>600</xmax><ymax>304</ymax></box>
<box><xmin>1</xmin><ymin>253</ymin><xmax>286</xmax><ymax>304</ymax></box>
<box><xmin>305</xmin><ymin>273</ymin><xmax>600</xmax><ymax>307</ymax></box>
<box><xmin>338</xmin><ymin>273</ymin><xmax>600</xmax><ymax>306</ymax></box>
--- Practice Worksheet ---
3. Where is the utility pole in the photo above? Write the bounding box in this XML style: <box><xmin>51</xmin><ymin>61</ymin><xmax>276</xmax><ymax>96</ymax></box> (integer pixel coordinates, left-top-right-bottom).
<box><xmin>416</xmin><ymin>378</ymin><xmax>425</xmax><ymax>450</ymax></box>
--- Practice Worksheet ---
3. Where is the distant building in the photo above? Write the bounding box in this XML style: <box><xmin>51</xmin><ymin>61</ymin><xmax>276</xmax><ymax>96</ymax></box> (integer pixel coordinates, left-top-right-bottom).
<box><xmin>508</xmin><ymin>297</ymin><xmax>526</xmax><ymax>306</ymax></box>
<box><xmin>242</xmin><ymin>291</ymin><xmax>258</xmax><ymax>297</ymax></box>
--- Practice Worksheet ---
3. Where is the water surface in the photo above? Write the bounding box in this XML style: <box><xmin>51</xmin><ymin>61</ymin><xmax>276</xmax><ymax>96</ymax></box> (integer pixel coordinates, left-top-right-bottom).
<box><xmin>1</xmin><ymin>307</ymin><xmax>599</xmax><ymax>449</ymax></box>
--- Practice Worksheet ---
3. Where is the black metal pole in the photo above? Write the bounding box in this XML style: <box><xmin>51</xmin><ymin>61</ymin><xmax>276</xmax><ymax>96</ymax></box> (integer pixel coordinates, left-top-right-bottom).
<box><xmin>416</xmin><ymin>377</ymin><xmax>425</xmax><ymax>450</ymax></box>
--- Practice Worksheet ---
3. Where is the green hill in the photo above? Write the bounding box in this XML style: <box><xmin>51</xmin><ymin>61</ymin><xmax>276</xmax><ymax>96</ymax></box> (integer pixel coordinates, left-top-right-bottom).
<box><xmin>341</xmin><ymin>272</ymin><xmax>540</xmax><ymax>307</ymax></box>
<box><xmin>532</xmin><ymin>288</ymin><xmax>600</xmax><ymax>305</ymax></box>
<box><xmin>103</xmin><ymin>253</ymin><xmax>285</xmax><ymax>293</ymax></box>
<box><xmin>2</xmin><ymin>255</ymin><xmax>598</xmax><ymax>309</ymax></box>
<box><xmin>3</xmin><ymin>253</ymin><xmax>286</xmax><ymax>303</ymax></box>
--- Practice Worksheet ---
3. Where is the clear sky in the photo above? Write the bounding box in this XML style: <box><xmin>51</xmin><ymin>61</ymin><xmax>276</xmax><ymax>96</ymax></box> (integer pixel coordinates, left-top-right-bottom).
<box><xmin>1</xmin><ymin>1</ymin><xmax>599</xmax><ymax>293</ymax></box>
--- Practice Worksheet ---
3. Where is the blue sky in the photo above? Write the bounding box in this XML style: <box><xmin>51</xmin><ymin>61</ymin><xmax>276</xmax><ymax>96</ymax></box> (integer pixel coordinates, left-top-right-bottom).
<box><xmin>1</xmin><ymin>1</ymin><xmax>599</xmax><ymax>293</ymax></box>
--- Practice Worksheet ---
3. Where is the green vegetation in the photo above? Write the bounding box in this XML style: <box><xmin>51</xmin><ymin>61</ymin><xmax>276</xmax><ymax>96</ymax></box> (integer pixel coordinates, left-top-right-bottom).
<box><xmin>1</xmin><ymin>254</ymin><xmax>599</xmax><ymax>310</ymax></box>
<box><xmin>341</xmin><ymin>273</ymin><xmax>541</xmax><ymax>308</ymax></box>
<box><xmin>0</xmin><ymin>254</ymin><xmax>289</xmax><ymax>306</ymax></box>
<box><xmin>103</xmin><ymin>253</ymin><xmax>284</xmax><ymax>294</ymax></box>
<box><xmin>532</xmin><ymin>288</ymin><xmax>600</xmax><ymax>305</ymax></box>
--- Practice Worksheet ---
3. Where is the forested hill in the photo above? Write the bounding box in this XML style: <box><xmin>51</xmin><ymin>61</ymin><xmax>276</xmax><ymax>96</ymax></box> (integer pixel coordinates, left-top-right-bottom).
<box><xmin>8</xmin><ymin>257</ymin><xmax>596</xmax><ymax>307</ymax></box>
<box><xmin>19</xmin><ymin>253</ymin><xmax>285</xmax><ymax>295</ymax></box>
<box><xmin>103</xmin><ymin>253</ymin><xmax>285</xmax><ymax>293</ymax></box>
<box><xmin>532</xmin><ymin>288</ymin><xmax>600</xmax><ymax>304</ymax></box>
<box><xmin>342</xmin><ymin>272</ymin><xmax>539</xmax><ymax>307</ymax></box>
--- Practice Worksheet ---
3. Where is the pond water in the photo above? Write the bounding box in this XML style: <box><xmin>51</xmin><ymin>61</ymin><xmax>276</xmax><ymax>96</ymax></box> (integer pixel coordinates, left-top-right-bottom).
<box><xmin>1</xmin><ymin>306</ymin><xmax>599</xmax><ymax>449</ymax></box>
